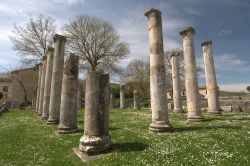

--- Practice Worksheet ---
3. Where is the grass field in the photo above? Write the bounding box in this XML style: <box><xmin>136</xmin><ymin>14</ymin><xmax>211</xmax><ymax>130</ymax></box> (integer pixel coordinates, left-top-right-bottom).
<box><xmin>0</xmin><ymin>109</ymin><xmax>250</xmax><ymax>166</ymax></box>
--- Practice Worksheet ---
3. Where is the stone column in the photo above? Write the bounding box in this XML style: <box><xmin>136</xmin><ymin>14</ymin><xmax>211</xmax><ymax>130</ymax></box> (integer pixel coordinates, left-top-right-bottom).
<box><xmin>133</xmin><ymin>90</ymin><xmax>140</xmax><ymax>110</ymax></box>
<box><xmin>41</xmin><ymin>47</ymin><xmax>54</xmax><ymax>120</ymax></box>
<box><xmin>180</xmin><ymin>27</ymin><xmax>203</xmax><ymax>122</ymax></box>
<box><xmin>171</xmin><ymin>52</ymin><xmax>184</xmax><ymax>113</ymax></box>
<box><xmin>77</xmin><ymin>83</ymin><xmax>82</xmax><ymax>109</ymax></box>
<box><xmin>145</xmin><ymin>8</ymin><xmax>173</xmax><ymax>132</ymax></box>
<box><xmin>58</xmin><ymin>54</ymin><xmax>79</xmax><ymax>134</ymax></box>
<box><xmin>110</xmin><ymin>91</ymin><xmax>115</xmax><ymax>108</ymax></box>
<box><xmin>38</xmin><ymin>56</ymin><xmax>47</xmax><ymax>116</ymax></box>
<box><xmin>79</xmin><ymin>72</ymin><xmax>112</xmax><ymax>154</ymax></box>
<box><xmin>201</xmin><ymin>40</ymin><xmax>220</xmax><ymax>115</ymax></box>
<box><xmin>47</xmin><ymin>34</ymin><xmax>66</xmax><ymax>125</ymax></box>
<box><xmin>120</xmin><ymin>84</ymin><xmax>125</xmax><ymax>109</ymax></box>
<box><xmin>35</xmin><ymin>63</ymin><xmax>42</xmax><ymax>113</ymax></box>
<box><xmin>32</xmin><ymin>88</ymin><xmax>37</xmax><ymax>110</ymax></box>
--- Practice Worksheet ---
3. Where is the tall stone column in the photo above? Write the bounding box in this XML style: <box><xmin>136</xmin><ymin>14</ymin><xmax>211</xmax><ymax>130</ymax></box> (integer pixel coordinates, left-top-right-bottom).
<box><xmin>35</xmin><ymin>64</ymin><xmax>42</xmax><ymax>113</ymax></box>
<box><xmin>145</xmin><ymin>8</ymin><xmax>173</xmax><ymax>132</ymax></box>
<box><xmin>47</xmin><ymin>34</ymin><xmax>66</xmax><ymax>125</ymax></box>
<box><xmin>133</xmin><ymin>90</ymin><xmax>140</xmax><ymax>110</ymax></box>
<box><xmin>201</xmin><ymin>40</ymin><xmax>220</xmax><ymax>115</ymax></box>
<box><xmin>110</xmin><ymin>91</ymin><xmax>115</xmax><ymax>108</ymax></box>
<box><xmin>41</xmin><ymin>47</ymin><xmax>54</xmax><ymax>120</ymax></box>
<box><xmin>77</xmin><ymin>83</ymin><xmax>82</xmax><ymax>109</ymax></box>
<box><xmin>79</xmin><ymin>72</ymin><xmax>112</xmax><ymax>154</ymax></box>
<box><xmin>171</xmin><ymin>52</ymin><xmax>184</xmax><ymax>113</ymax></box>
<box><xmin>180</xmin><ymin>27</ymin><xmax>203</xmax><ymax>122</ymax></box>
<box><xmin>38</xmin><ymin>56</ymin><xmax>47</xmax><ymax>116</ymax></box>
<box><xmin>120</xmin><ymin>84</ymin><xmax>125</xmax><ymax>109</ymax></box>
<box><xmin>58</xmin><ymin>54</ymin><xmax>79</xmax><ymax>134</ymax></box>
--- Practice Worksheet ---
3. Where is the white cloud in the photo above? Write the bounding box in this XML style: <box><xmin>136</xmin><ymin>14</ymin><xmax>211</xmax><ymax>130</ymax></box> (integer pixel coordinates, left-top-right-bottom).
<box><xmin>52</xmin><ymin>0</ymin><xmax>85</xmax><ymax>5</ymax></box>
<box><xmin>214</xmin><ymin>53</ymin><xmax>250</xmax><ymax>72</ymax></box>
<box><xmin>219</xmin><ymin>83</ymin><xmax>249</xmax><ymax>92</ymax></box>
<box><xmin>217</xmin><ymin>30</ymin><xmax>232</xmax><ymax>37</ymax></box>
<box><xmin>185</xmin><ymin>8</ymin><xmax>202</xmax><ymax>16</ymax></box>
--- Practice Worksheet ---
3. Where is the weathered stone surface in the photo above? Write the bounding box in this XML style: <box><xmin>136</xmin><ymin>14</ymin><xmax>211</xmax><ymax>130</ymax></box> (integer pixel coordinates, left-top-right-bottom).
<box><xmin>77</xmin><ymin>83</ymin><xmax>83</xmax><ymax>109</ymax></box>
<box><xmin>79</xmin><ymin>72</ymin><xmax>112</xmax><ymax>154</ymax></box>
<box><xmin>58</xmin><ymin>54</ymin><xmax>79</xmax><ymax>134</ymax></box>
<box><xmin>180</xmin><ymin>27</ymin><xmax>203</xmax><ymax>122</ymax></box>
<box><xmin>110</xmin><ymin>91</ymin><xmax>115</xmax><ymax>108</ymax></box>
<box><xmin>220</xmin><ymin>106</ymin><xmax>232</xmax><ymax>112</ymax></box>
<box><xmin>133</xmin><ymin>90</ymin><xmax>140</xmax><ymax>110</ymax></box>
<box><xmin>145</xmin><ymin>8</ymin><xmax>173</xmax><ymax>132</ymax></box>
<box><xmin>73</xmin><ymin>147</ymin><xmax>114</xmax><ymax>162</ymax></box>
<box><xmin>47</xmin><ymin>34</ymin><xmax>66</xmax><ymax>125</ymax></box>
<box><xmin>42</xmin><ymin>47</ymin><xmax>54</xmax><ymax>120</ymax></box>
<box><xmin>120</xmin><ymin>84</ymin><xmax>125</xmax><ymax>109</ymax></box>
<box><xmin>38</xmin><ymin>56</ymin><xmax>47</xmax><ymax>116</ymax></box>
<box><xmin>171</xmin><ymin>52</ymin><xmax>183</xmax><ymax>113</ymax></box>
<box><xmin>219</xmin><ymin>100</ymin><xmax>250</xmax><ymax>112</ymax></box>
<box><xmin>202</xmin><ymin>41</ymin><xmax>220</xmax><ymax>115</ymax></box>
<box><xmin>35</xmin><ymin>64</ymin><xmax>42</xmax><ymax>112</ymax></box>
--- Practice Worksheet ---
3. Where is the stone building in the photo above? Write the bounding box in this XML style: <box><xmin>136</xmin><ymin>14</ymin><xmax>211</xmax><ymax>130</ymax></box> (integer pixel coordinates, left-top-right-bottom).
<box><xmin>0</xmin><ymin>77</ymin><xmax>12</xmax><ymax>104</ymax></box>
<box><xmin>167</xmin><ymin>85</ymin><xmax>209</xmax><ymax>100</ymax></box>
<box><xmin>0</xmin><ymin>66</ymin><xmax>39</xmax><ymax>105</ymax></box>
<box><xmin>10</xmin><ymin>66</ymin><xmax>39</xmax><ymax>104</ymax></box>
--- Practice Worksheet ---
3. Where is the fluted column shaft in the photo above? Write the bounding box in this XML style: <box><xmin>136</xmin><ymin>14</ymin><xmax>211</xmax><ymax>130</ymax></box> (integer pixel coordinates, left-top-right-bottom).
<box><xmin>38</xmin><ymin>57</ymin><xmax>47</xmax><ymax>116</ymax></box>
<box><xmin>35</xmin><ymin>64</ymin><xmax>42</xmax><ymax>112</ymax></box>
<box><xmin>47</xmin><ymin>34</ymin><xmax>66</xmax><ymax>125</ymax></box>
<box><xmin>145</xmin><ymin>8</ymin><xmax>173</xmax><ymax>132</ymax></box>
<box><xmin>202</xmin><ymin>41</ymin><xmax>220</xmax><ymax>115</ymax></box>
<box><xmin>180</xmin><ymin>27</ymin><xmax>203</xmax><ymax>122</ymax></box>
<box><xmin>42</xmin><ymin>47</ymin><xmax>54</xmax><ymax>120</ymax></box>
<box><xmin>120</xmin><ymin>84</ymin><xmax>125</xmax><ymax>109</ymax></box>
<box><xmin>171</xmin><ymin>53</ymin><xmax>183</xmax><ymax>113</ymax></box>
<box><xmin>58</xmin><ymin>54</ymin><xmax>79</xmax><ymax>134</ymax></box>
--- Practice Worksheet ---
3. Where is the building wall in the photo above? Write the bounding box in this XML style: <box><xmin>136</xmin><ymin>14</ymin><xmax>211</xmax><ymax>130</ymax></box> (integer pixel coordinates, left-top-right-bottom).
<box><xmin>0</xmin><ymin>79</ymin><xmax>12</xmax><ymax>104</ymax></box>
<box><xmin>11</xmin><ymin>67</ymin><xmax>38</xmax><ymax>103</ymax></box>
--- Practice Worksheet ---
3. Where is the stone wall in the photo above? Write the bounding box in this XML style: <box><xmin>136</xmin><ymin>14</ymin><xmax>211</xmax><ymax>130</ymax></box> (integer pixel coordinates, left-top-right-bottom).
<box><xmin>10</xmin><ymin>67</ymin><xmax>39</xmax><ymax>103</ymax></box>
<box><xmin>0</xmin><ymin>78</ymin><xmax>12</xmax><ymax>104</ymax></box>
<box><xmin>168</xmin><ymin>99</ymin><xmax>250</xmax><ymax>112</ymax></box>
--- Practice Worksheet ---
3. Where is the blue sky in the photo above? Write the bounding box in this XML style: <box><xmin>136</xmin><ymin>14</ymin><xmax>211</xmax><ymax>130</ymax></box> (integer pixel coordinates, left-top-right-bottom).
<box><xmin>0</xmin><ymin>0</ymin><xmax>250</xmax><ymax>91</ymax></box>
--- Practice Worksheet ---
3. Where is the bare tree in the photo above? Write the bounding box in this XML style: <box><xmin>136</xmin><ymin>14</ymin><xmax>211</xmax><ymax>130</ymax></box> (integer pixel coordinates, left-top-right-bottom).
<box><xmin>9</xmin><ymin>14</ymin><xmax>56</xmax><ymax>64</ymax></box>
<box><xmin>164</xmin><ymin>49</ymin><xmax>185</xmax><ymax>85</ymax></box>
<box><xmin>124</xmin><ymin>59</ymin><xmax>150</xmax><ymax>97</ymax></box>
<box><xmin>63</xmin><ymin>14</ymin><xmax>130</xmax><ymax>73</ymax></box>
<box><xmin>164</xmin><ymin>49</ymin><xmax>202</xmax><ymax>87</ymax></box>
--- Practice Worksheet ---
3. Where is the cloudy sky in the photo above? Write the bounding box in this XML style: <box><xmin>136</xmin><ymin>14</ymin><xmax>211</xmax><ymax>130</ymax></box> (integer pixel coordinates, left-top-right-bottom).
<box><xmin>0</xmin><ymin>0</ymin><xmax>250</xmax><ymax>91</ymax></box>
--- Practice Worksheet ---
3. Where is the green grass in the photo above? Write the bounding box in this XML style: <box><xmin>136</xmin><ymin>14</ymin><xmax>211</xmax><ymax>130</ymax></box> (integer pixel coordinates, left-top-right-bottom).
<box><xmin>0</xmin><ymin>109</ymin><xmax>250</xmax><ymax>166</ymax></box>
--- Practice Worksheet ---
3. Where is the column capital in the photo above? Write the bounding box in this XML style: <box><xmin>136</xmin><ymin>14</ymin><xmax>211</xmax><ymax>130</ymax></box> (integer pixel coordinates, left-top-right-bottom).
<box><xmin>170</xmin><ymin>51</ymin><xmax>180</xmax><ymax>58</ymax></box>
<box><xmin>42</xmin><ymin>55</ymin><xmax>47</xmax><ymax>61</ymax></box>
<box><xmin>37</xmin><ymin>63</ymin><xmax>43</xmax><ymax>67</ymax></box>
<box><xmin>53</xmin><ymin>34</ymin><xmax>66</xmax><ymax>42</ymax></box>
<box><xmin>179</xmin><ymin>27</ymin><xmax>196</xmax><ymax>36</ymax></box>
<box><xmin>144</xmin><ymin>8</ymin><xmax>161</xmax><ymax>18</ymax></box>
<box><xmin>47</xmin><ymin>47</ymin><xmax>55</xmax><ymax>52</ymax></box>
<box><xmin>201</xmin><ymin>40</ymin><xmax>213</xmax><ymax>46</ymax></box>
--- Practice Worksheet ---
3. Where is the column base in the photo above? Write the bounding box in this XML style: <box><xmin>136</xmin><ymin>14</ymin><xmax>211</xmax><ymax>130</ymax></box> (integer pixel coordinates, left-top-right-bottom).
<box><xmin>174</xmin><ymin>109</ymin><xmax>184</xmax><ymax>113</ymax></box>
<box><xmin>58</xmin><ymin>124</ymin><xmax>79</xmax><ymax>134</ymax></box>
<box><xmin>79</xmin><ymin>135</ymin><xmax>112</xmax><ymax>155</ymax></box>
<box><xmin>149</xmin><ymin>121</ymin><xmax>174</xmax><ymax>133</ymax></box>
<box><xmin>41</xmin><ymin>116</ymin><xmax>48</xmax><ymax>120</ymax></box>
<box><xmin>208</xmin><ymin>111</ymin><xmax>221</xmax><ymax>116</ymax></box>
<box><xmin>187</xmin><ymin>116</ymin><xmax>204</xmax><ymax>122</ymax></box>
<box><xmin>46</xmin><ymin>118</ymin><xmax>59</xmax><ymax>125</ymax></box>
<box><xmin>37</xmin><ymin>113</ymin><xmax>42</xmax><ymax>116</ymax></box>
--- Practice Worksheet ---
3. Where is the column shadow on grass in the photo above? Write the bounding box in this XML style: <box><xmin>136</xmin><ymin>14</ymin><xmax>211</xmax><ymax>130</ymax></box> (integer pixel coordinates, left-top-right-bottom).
<box><xmin>113</xmin><ymin>142</ymin><xmax>149</xmax><ymax>152</ymax></box>
<box><xmin>175</xmin><ymin>125</ymin><xmax>241</xmax><ymax>132</ymax></box>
